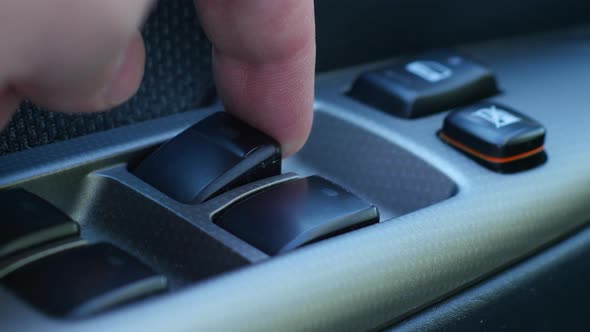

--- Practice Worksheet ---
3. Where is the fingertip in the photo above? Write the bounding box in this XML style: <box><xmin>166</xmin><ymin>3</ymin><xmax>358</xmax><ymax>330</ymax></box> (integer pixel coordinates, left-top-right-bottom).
<box><xmin>282</xmin><ymin>138</ymin><xmax>309</xmax><ymax>158</ymax></box>
<box><xmin>277</xmin><ymin>110</ymin><xmax>314</xmax><ymax>158</ymax></box>
<box><xmin>197</xmin><ymin>0</ymin><xmax>316</xmax><ymax>158</ymax></box>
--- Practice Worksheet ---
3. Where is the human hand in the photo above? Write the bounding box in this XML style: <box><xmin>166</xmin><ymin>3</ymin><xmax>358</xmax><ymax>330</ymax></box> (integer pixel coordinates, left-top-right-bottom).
<box><xmin>0</xmin><ymin>0</ymin><xmax>315</xmax><ymax>156</ymax></box>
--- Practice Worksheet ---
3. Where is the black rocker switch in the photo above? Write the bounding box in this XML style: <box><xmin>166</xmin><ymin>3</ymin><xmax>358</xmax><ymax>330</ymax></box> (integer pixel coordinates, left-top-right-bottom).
<box><xmin>2</xmin><ymin>243</ymin><xmax>167</xmax><ymax>317</ymax></box>
<box><xmin>349</xmin><ymin>49</ymin><xmax>498</xmax><ymax>118</ymax></box>
<box><xmin>134</xmin><ymin>112</ymin><xmax>281</xmax><ymax>204</ymax></box>
<box><xmin>0</xmin><ymin>189</ymin><xmax>79</xmax><ymax>259</ymax></box>
<box><xmin>215</xmin><ymin>176</ymin><xmax>379</xmax><ymax>255</ymax></box>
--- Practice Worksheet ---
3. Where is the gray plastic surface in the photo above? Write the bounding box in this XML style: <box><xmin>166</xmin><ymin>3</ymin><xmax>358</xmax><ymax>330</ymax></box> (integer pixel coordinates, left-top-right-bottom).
<box><xmin>288</xmin><ymin>112</ymin><xmax>456</xmax><ymax>220</ymax></box>
<box><xmin>2</xmin><ymin>27</ymin><xmax>590</xmax><ymax>331</ymax></box>
<box><xmin>80</xmin><ymin>167</ymin><xmax>297</xmax><ymax>288</ymax></box>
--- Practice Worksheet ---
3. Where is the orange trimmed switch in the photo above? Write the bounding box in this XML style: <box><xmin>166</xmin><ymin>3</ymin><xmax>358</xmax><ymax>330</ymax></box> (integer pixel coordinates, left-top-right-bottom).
<box><xmin>439</xmin><ymin>102</ymin><xmax>546</xmax><ymax>173</ymax></box>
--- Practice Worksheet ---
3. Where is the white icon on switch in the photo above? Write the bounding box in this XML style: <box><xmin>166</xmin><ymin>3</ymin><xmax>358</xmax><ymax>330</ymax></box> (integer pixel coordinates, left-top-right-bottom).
<box><xmin>473</xmin><ymin>105</ymin><xmax>521</xmax><ymax>128</ymax></box>
<box><xmin>405</xmin><ymin>60</ymin><xmax>453</xmax><ymax>83</ymax></box>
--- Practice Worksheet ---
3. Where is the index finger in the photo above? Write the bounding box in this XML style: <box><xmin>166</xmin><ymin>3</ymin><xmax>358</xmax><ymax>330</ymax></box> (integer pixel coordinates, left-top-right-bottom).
<box><xmin>194</xmin><ymin>0</ymin><xmax>316</xmax><ymax>156</ymax></box>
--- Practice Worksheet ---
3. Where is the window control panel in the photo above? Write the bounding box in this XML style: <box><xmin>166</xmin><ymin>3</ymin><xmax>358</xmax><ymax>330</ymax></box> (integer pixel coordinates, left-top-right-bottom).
<box><xmin>2</xmin><ymin>243</ymin><xmax>167</xmax><ymax>317</ymax></box>
<box><xmin>348</xmin><ymin>49</ymin><xmax>498</xmax><ymax>118</ymax></box>
<box><xmin>0</xmin><ymin>189</ymin><xmax>79</xmax><ymax>259</ymax></box>
<box><xmin>134</xmin><ymin>112</ymin><xmax>282</xmax><ymax>204</ymax></box>
<box><xmin>214</xmin><ymin>176</ymin><xmax>380</xmax><ymax>255</ymax></box>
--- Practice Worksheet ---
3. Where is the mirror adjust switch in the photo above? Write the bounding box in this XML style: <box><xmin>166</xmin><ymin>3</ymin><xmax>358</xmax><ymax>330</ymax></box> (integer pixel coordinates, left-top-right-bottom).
<box><xmin>348</xmin><ymin>49</ymin><xmax>498</xmax><ymax>118</ymax></box>
<box><xmin>439</xmin><ymin>102</ymin><xmax>546</xmax><ymax>173</ymax></box>
<box><xmin>0</xmin><ymin>189</ymin><xmax>79</xmax><ymax>259</ymax></box>
<box><xmin>214</xmin><ymin>176</ymin><xmax>379</xmax><ymax>255</ymax></box>
<box><xmin>1</xmin><ymin>243</ymin><xmax>167</xmax><ymax>317</ymax></box>
<box><xmin>134</xmin><ymin>112</ymin><xmax>281</xmax><ymax>204</ymax></box>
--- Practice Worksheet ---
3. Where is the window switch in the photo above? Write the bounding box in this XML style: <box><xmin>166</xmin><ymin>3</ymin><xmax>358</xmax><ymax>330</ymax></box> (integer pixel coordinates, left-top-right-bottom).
<box><xmin>1</xmin><ymin>243</ymin><xmax>167</xmax><ymax>317</ymax></box>
<box><xmin>0</xmin><ymin>189</ymin><xmax>79</xmax><ymax>259</ymax></box>
<box><xmin>214</xmin><ymin>176</ymin><xmax>379</xmax><ymax>255</ymax></box>
<box><xmin>348</xmin><ymin>49</ymin><xmax>498</xmax><ymax>118</ymax></box>
<box><xmin>439</xmin><ymin>102</ymin><xmax>547</xmax><ymax>173</ymax></box>
<box><xmin>134</xmin><ymin>112</ymin><xmax>281</xmax><ymax>204</ymax></box>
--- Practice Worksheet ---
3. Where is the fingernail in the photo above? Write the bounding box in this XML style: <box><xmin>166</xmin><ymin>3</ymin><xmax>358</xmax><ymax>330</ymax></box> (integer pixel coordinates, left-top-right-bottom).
<box><xmin>104</xmin><ymin>36</ymin><xmax>145</xmax><ymax>106</ymax></box>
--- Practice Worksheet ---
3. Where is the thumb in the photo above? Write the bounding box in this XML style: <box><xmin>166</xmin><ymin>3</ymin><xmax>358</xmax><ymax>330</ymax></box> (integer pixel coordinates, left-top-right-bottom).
<box><xmin>0</xmin><ymin>0</ymin><xmax>154</xmax><ymax>120</ymax></box>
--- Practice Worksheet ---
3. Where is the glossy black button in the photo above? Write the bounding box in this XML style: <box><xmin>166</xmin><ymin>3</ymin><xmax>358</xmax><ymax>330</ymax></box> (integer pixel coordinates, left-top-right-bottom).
<box><xmin>134</xmin><ymin>112</ymin><xmax>281</xmax><ymax>203</ymax></box>
<box><xmin>1</xmin><ymin>243</ymin><xmax>167</xmax><ymax>317</ymax></box>
<box><xmin>348</xmin><ymin>49</ymin><xmax>498</xmax><ymax>118</ymax></box>
<box><xmin>0</xmin><ymin>189</ymin><xmax>79</xmax><ymax>259</ymax></box>
<box><xmin>214</xmin><ymin>176</ymin><xmax>379</xmax><ymax>255</ymax></box>
<box><xmin>439</xmin><ymin>102</ymin><xmax>547</xmax><ymax>173</ymax></box>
